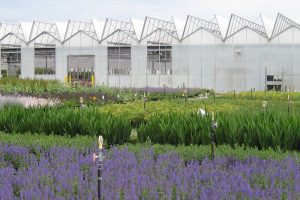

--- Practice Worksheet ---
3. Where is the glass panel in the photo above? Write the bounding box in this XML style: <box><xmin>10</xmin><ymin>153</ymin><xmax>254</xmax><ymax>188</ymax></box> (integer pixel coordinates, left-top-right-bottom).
<box><xmin>107</xmin><ymin>46</ymin><xmax>131</xmax><ymax>75</ymax></box>
<box><xmin>1</xmin><ymin>48</ymin><xmax>21</xmax><ymax>77</ymax></box>
<box><xmin>34</xmin><ymin>48</ymin><xmax>56</xmax><ymax>75</ymax></box>
<box><xmin>147</xmin><ymin>45</ymin><xmax>172</xmax><ymax>75</ymax></box>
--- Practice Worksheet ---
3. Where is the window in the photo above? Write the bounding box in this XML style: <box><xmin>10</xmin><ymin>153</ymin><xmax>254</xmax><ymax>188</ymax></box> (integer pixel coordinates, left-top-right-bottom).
<box><xmin>266</xmin><ymin>75</ymin><xmax>274</xmax><ymax>81</ymax></box>
<box><xmin>1</xmin><ymin>47</ymin><xmax>21</xmax><ymax>77</ymax></box>
<box><xmin>108</xmin><ymin>46</ymin><xmax>131</xmax><ymax>75</ymax></box>
<box><xmin>147</xmin><ymin>45</ymin><xmax>172</xmax><ymax>75</ymax></box>
<box><xmin>34</xmin><ymin>48</ymin><xmax>55</xmax><ymax>75</ymax></box>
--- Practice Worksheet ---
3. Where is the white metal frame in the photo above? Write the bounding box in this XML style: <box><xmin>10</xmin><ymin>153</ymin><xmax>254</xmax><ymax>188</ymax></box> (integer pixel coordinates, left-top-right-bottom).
<box><xmin>63</xmin><ymin>19</ymin><xmax>98</xmax><ymax>43</ymax></box>
<box><xmin>271</xmin><ymin>13</ymin><xmax>300</xmax><ymax>39</ymax></box>
<box><xmin>182</xmin><ymin>15</ymin><xmax>223</xmax><ymax>40</ymax></box>
<box><xmin>226</xmin><ymin>14</ymin><xmax>268</xmax><ymax>39</ymax></box>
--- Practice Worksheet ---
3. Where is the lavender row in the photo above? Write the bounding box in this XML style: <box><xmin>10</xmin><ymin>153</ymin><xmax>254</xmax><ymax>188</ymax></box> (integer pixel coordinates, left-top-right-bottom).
<box><xmin>0</xmin><ymin>144</ymin><xmax>299</xmax><ymax>199</ymax></box>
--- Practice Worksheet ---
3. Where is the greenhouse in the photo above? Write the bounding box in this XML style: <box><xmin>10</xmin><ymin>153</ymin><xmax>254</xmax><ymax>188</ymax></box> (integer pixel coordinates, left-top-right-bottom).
<box><xmin>0</xmin><ymin>13</ymin><xmax>299</xmax><ymax>92</ymax></box>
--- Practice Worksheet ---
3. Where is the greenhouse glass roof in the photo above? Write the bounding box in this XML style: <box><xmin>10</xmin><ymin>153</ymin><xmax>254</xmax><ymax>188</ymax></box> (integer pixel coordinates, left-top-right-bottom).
<box><xmin>140</xmin><ymin>17</ymin><xmax>179</xmax><ymax>44</ymax></box>
<box><xmin>271</xmin><ymin>13</ymin><xmax>300</xmax><ymax>38</ymax></box>
<box><xmin>0</xmin><ymin>23</ymin><xmax>26</xmax><ymax>46</ymax></box>
<box><xmin>28</xmin><ymin>21</ymin><xmax>61</xmax><ymax>45</ymax></box>
<box><xmin>226</xmin><ymin>14</ymin><xmax>268</xmax><ymax>39</ymax></box>
<box><xmin>64</xmin><ymin>20</ymin><xmax>98</xmax><ymax>42</ymax></box>
<box><xmin>101</xmin><ymin>18</ymin><xmax>137</xmax><ymax>45</ymax></box>
<box><xmin>182</xmin><ymin>15</ymin><xmax>222</xmax><ymax>40</ymax></box>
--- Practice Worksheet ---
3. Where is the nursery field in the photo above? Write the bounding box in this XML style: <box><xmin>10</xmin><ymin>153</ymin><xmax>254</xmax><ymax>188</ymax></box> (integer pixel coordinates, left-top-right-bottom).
<box><xmin>0</xmin><ymin>134</ymin><xmax>300</xmax><ymax>199</ymax></box>
<box><xmin>1</xmin><ymin>78</ymin><xmax>300</xmax><ymax>199</ymax></box>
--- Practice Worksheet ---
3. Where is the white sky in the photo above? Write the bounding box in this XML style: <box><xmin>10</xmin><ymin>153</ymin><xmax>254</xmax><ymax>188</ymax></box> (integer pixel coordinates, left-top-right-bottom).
<box><xmin>0</xmin><ymin>0</ymin><xmax>299</xmax><ymax>22</ymax></box>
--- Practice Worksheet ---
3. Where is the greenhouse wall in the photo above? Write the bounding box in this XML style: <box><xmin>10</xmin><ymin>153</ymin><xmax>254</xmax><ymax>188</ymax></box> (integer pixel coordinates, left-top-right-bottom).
<box><xmin>1</xmin><ymin>15</ymin><xmax>300</xmax><ymax>92</ymax></box>
<box><xmin>269</xmin><ymin>27</ymin><xmax>300</xmax><ymax>92</ymax></box>
<box><xmin>21</xmin><ymin>47</ymin><xmax>34</xmax><ymax>78</ymax></box>
<box><xmin>131</xmin><ymin>45</ymin><xmax>147</xmax><ymax>87</ymax></box>
<box><xmin>219</xmin><ymin>28</ymin><xmax>268</xmax><ymax>92</ymax></box>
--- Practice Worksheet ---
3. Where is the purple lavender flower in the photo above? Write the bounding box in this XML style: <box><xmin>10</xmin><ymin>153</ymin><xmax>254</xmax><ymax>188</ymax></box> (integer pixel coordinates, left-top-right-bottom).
<box><xmin>0</xmin><ymin>144</ymin><xmax>299</xmax><ymax>199</ymax></box>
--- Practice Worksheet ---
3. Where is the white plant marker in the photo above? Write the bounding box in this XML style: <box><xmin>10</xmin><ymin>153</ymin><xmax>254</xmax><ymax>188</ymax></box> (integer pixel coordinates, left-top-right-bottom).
<box><xmin>197</xmin><ymin>108</ymin><xmax>206</xmax><ymax>117</ymax></box>
<box><xmin>98</xmin><ymin>135</ymin><xmax>103</xmax><ymax>150</ymax></box>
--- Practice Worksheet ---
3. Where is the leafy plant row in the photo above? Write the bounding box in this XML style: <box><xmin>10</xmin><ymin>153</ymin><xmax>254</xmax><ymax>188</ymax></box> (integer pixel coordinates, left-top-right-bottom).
<box><xmin>0</xmin><ymin>132</ymin><xmax>299</xmax><ymax>162</ymax></box>
<box><xmin>1</xmin><ymin>105</ymin><xmax>300</xmax><ymax>151</ymax></box>
<box><xmin>0</xmin><ymin>105</ymin><xmax>131</xmax><ymax>145</ymax></box>
<box><xmin>0</xmin><ymin>77</ymin><xmax>210</xmax><ymax>99</ymax></box>
<box><xmin>138</xmin><ymin>111</ymin><xmax>300</xmax><ymax>151</ymax></box>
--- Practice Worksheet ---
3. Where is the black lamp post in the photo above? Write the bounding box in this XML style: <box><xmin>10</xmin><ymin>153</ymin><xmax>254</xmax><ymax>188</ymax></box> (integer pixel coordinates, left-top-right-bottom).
<box><xmin>210</xmin><ymin>112</ymin><xmax>217</xmax><ymax>160</ymax></box>
<box><xmin>93</xmin><ymin>136</ymin><xmax>105</xmax><ymax>200</ymax></box>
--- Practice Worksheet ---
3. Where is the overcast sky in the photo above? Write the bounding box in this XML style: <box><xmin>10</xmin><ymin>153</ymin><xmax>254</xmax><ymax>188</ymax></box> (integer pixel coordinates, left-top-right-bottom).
<box><xmin>0</xmin><ymin>0</ymin><xmax>299</xmax><ymax>22</ymax></box>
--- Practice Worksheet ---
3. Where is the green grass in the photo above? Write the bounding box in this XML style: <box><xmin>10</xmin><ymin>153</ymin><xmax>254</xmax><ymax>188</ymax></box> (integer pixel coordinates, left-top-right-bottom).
<box><xmin>0</xmin><ymin>132</ymin><xmax>96</xmax><ymax>150</ymax></box>
<box><xmin>0</xmin><ymin>132</ymin><xmax>299</xmax><ymax>161</ymax></box>
<box><xmin>119</xmin><ymin>143</ymin><xmax>300</xmax><ymax>161</ymax></box>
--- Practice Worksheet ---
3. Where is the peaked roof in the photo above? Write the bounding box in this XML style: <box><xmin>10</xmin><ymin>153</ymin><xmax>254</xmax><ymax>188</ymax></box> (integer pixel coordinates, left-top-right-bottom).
<box><xmin>271</xmin><ymin>13</ymin><xmax>300</xmax><ymax>38</ymax></box>
<box><xmin>64</xmin><ymin>19</ymin><xmax>98</xmax><ymax>42</ymax></box>
<box><xmin>28</xmin><ymin>21</ymin><xmax>61</xmax><ymax>45</ymax></box>
<box><xmin>0</xmin><ymin>23</ymin><xmax>26</xmax><ymax>46</ymax></box>
<box><xmin>100</xmin><ymin>18</ymin><xmax>137</xmax><ymax>45</ymax></box>
<box><xmin>226</xmin><ymin>14</ymin><xmax>268</xmax><ymax>39</ymax></box>
<box><xmin>140</xmin><ymin>16</ymin><xmax>179</xmax><ymax>44</ymax></box>
<box><xmin>182</xmin><ymin>15</ymin><xmax>222</xmax><ymax>40</ymax></box>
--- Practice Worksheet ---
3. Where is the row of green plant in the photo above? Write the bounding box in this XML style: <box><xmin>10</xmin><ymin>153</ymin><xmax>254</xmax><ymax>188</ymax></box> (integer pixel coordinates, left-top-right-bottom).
<box><xmin>1</xmin><ymin>105</ymin><xmax>300</xmax><ymax>150</ymax></box>
<box><xmin>0</xmin><ymin>132</ymin><xmax>96</xmax><ymax>150</ymax></box>
<box><xmin>138</xmin><ymin>110</ymin><xmax>300</xmax><ymax>151</ymax></box>
<box><xmin>0</xmin><ymin>77</ymin><xmax>135</xmax><ymax>99</ymax></box>
<box><xmin>0</xmin><ymin>105</ymin><xmax>131</xmax><ymax>145</ymax></box>
<box><xmin>0</xmin><ymin>133</ymin><xmax>299</xmax><ymax>161</ymax></box>
<box><xmin>101</xmin><ymin>98</ymin><xmax>300</xmax><ymax>122</ymax></box>
<box><xmin>0</xmin><ymin>77</ymin><xmax>211</xmax><ymax>103</ymax></box>
<box><xmin>220</xmin><ymin>90</ymin><xmax>300</xmax><ymax>101</ymax></box>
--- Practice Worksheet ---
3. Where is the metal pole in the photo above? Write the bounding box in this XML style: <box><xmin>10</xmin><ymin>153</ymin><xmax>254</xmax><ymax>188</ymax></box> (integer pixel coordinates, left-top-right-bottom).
<box><xmin>288</xmin><ymin>95</ymin><xmax>291</xmax><ymax>114</ymax></box>
<box><xmin>93</xmin><ymin>136</ymin><xmax>104</xmax><ymax>200</ymax></box>
<box><xmin>143</xmin><ymin>93</ymin><xmax>146</xmax><ymax>111</ymax></box>
<box><xmin>210</xmin><ymin>113</ymin><xmax>217</xmax><ymax>160</ymax></box>
<box><xmin>98</xmin><ymin>148</ymin><xmax>103</xmax><ymax>200</ymax></box>
<box><xmin>233</xmin><ymin>89</ymin><xmax>236</xmax><ymax>100</ymax></box>
<box><xmin>214</xmin><ymin>92</ymin><xmax>216</xmax><ymax>103</ymax></box>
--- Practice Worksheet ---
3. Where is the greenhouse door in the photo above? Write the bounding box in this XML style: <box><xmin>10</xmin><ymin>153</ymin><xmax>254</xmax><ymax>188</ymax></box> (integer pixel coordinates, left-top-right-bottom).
<box><xmin>67</xmin><ymin>55</ymin><xmax>95</xmax><ymax>86</ymax></box>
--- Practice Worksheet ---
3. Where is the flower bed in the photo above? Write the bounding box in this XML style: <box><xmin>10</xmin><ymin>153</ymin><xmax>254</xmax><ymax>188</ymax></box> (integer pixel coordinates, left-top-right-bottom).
<box><xmin>0</xmin><ymin>145</ymin><xmax>299</xmax><ymax>199</ymax></box>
